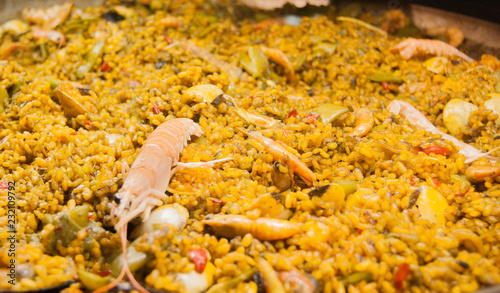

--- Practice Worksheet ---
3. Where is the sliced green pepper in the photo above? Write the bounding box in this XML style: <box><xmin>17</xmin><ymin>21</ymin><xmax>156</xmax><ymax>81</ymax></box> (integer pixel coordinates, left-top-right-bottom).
<box><xmin>334</xmin><ymin>180</ymin><xmax>362</xmax><ymax>196</ymax></box>
<box><xmin>238</xmin><ymin>46</ymin><xmax>270</xmax><ymax>78</ymax></box>
<box><xmin>77</xmin><ymin>270</ymin><xmax>113</xmax><ymax>291</ymax></box>
<box><xmin>368</xmin><ymin>73</ymin><xmax>403</xmax><ymax>84</ymax></box>
<box><xmin>342</xmin><ymin>272</ymin><xmax>373</xmax><ymax>285</ymax></box>
<box><xmin>76</xmin><ymin>41</ymin><xmax>105</xmax><ymax>79</ymax></box>
<box><xmin>205</xmin><ymin>268</ymin><xmax>256</xmax><ymax>293</ymax></box>
<box><xmin>313</xmin><ymin>103</ymin><xmax>348</xmax><ymax>124</ymax></box>
<box><xmin>0</xmin><ymin>87</ymin><xmax>7</xmax><ymax>114</ymax></box>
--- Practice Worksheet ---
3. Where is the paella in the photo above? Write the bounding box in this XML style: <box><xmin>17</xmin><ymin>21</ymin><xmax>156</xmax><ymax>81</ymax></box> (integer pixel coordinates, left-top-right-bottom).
<box><xmin>1</xmin><ymin>0</ymin><xmax>500</xmax><ymax>292</ymax></box>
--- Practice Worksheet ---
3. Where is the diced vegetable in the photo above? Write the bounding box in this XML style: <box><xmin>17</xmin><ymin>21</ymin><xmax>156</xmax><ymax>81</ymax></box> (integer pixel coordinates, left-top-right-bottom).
<box><xmin>206</xmin><ymin>268</ymin><xmax>256</xmax><ymax>293</ymax></box>
<box><xmin>309</xmin><ymin>183</ymin><xmax>345</xmax><ymax>207</ymax></box>
<box><xmin>334</xmin><ymin>180</ymin><xmax>361</xmax><ymax>196</ymax></box>
<box><xmin>451</xmin><ymin>174</ymin><xmax>471</xmax><ymax>186</ymax></box>
<box><xmin>286</xmin><ymin>109</ymin><xmax>299</xmax><ymax>119</ymax></box>
<box><xmin>0</xmin><ymin>87</ymin><xmax>7</xmax><ymax>114</ymax></box>
<box><xmin>313</xmin><ymin>103</ymin><xmax>348</xmax><ymax>124</ymax></box>
<box><xmin>238</xmin><ymin>46</ymin><xmax>270</xmax><ymax>78</ymax></box>
<box><xmin>408</xmin><ymin>186</ymin><xmax>449</xmax><ymax>225</ymax></box>
<box><xmin>394</xmin><ymin>263</ymin><xmax>410</xmax><ymax>289</ymax></box>
<box><xmin>368</xmin><ymin>73</ymin><xmax>403</xmax><ymax>84</ymax></box>
<box><xmin>44</xmin><ymin>205</ymin><xmax>90</xmax><ymax>254</ymax></box>
<box><xmin>188</xmin><ymin>248</ymin><xmax>209</xmax><ymax>273</ymax></box>
<box><xmin>198</xmin><ymin>23</ymin><xmax>218</xmax><ymax>38</ymax></box>
<box><xmin>77</xmin><ymin>270</ymin><xmax>113</xmax><ymax>291</ymax></box>
<box><xmin>76</xmin><ymin>41</ymin><xmax>105</xmax><ymax>79</ymax></box>
<box><xmin>342</xmin><ymin>272</ymin><xmax>373</xmax><ymax>285</ymax></box>
<box><xmin>443</xmin><ymin>99</ymin><xmax>478</xmax><ymax>135</ymax></box>
<box><xmin>303</xmin><ymin>113</ymin><xmax>319</xmax><ymax>124</ymax></box>
<box><xmin>8</xmin><ymin>78</ymin><xmax>24</xmax><ymax>96</ymax></box>
<box><xmin>420</xmin><ymin>145</ymin><xmax>450</xmax><ymax>156</ymax></box>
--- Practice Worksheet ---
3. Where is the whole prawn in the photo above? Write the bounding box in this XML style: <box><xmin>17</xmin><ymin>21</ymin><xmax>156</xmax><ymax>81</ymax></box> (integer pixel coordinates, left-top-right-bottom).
<box><xmin>389</xmin><ymin>38</ymin><xmax>474</xmax><ymax>63</ymax></box>
<box><xmin>94</xmin><ymin>118</ymin><xmax>231</xmax><ymax>293</ymax></box>
<box><xmin>387</xmin><ymin>100</ymin><xmax>498</xmax><ymax>163</ymax></box>
<box><xmin>237</xmin><ymin>128</ymin><xmax>316</xmax><ymax>186</ymax></box>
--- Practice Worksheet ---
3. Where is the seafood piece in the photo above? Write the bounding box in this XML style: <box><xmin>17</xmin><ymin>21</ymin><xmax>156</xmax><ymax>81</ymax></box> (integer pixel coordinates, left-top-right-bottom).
<box><xmin>0</xmin><ymin>19</ymin><xmax>30</xmax><ymax>37</ymax></box>
<box><xmin>238</xmin><ymin>128</ymin><xmax>316</xmax><ymax>186</ymax></box>
<box><xmin>54</xmin><ymin>82</ymin><xmax>93</xmax><ymax>117</ymax></box>
<box><xmin>379</xmin><ymin>10</ymin><xmax>408</xmax><ymax>34</ymax></box>
<box><xmin>185</xmin><ymin>84</ymin><xmax>223</xmax><ymax>103</ymax></box>
<box><xmin>465</xmin><ymin>165</ymin><xmax>500</xmax><ymax>183</ymax></box>
<box><xmin>260</xmin><ymin>46</ymin><xmax>295</xmax><ymax>82</ymax></box>
<box><xmin>175</xmin><ymin>262</ymin><xmax>215</xmax><ymax>293</ymax></box>
<box><xmin>182</xmin><ymin>40</ymin><xmax>248</xmax><ymax>81</ymax></box>
<box><xmin>271</xmin><ymin>159</ymin><xmax>294</xmax><ymax>191</ymax></box>
<box><xmin>234</xmin><ymin>107</ymin><xmax>280</xmax><ymax>128</ymax></box>
<box><xmin>256</xmin><ymin>258</ymin><xmax>286</xmax><ymax>293</ymax></box>
<box><xmin>238</xmin><ymin>0</ymin><xmax>328</xmax><ymax>10</ymax></box>
<box><xmin>423</xmin><ymin>56</ymin><xmax>451</xmax><ymax>74</ymax></box>
<box><xmin>337</xmin><ymin>16</ymin><xmax>387</xmax><ymax>36</ymax></box>
<box><xmin>426</xmin><ymin>26</ymin><xmax>464</xmax><ymax>47</ymax></box>
<box><xmin>33</xmin><ymin>28</ymin><xmax>66</xmax><ymax>46</ymax></box>
<box><xmin>130</xmin><ymin>204</ymin><xmax>189</xmax><ymax>239</ymax></box>
<box><xmin>22</xmin><ymin>0</ymin><xmax>73</xmax><ymax>30</ymax></box>
<box><xmin>278</xmin><ymin>267</ymin><xmax>316</xmax><ymax>293</ymax></box>
<box><xmin>349</xmin><ymin>107</ymin><xmax>374</xmax><ymax>137</ymax></box>
<box><xmin>389</xmin><ymin>38</ymin><xmax>474</xmax><ymax>63</ymax></box>
<box><xmin>202</xmin><ymin>214</ymin><xmax>300</xmax><ymax>241</ymax></box>
<box><xmin>94</xmin><ymin>118</ymin><xmax>231</xmax><ymax>293</ymax></box>
<box><xmin>484</xmin><ymin>94</ymin><xmax>500</xmax><ymax>125</ymax></box>
<box><xmin>387</xmin><ymin>100</ymin><xmax>498</xmax><ymax>163</ymax></box>
<box><xmin>408</xmin><ymin>186</ymin><xmax>448</xmax><ymax>225</ymax></box>
<box><xmin>159</xmin><ymin>16</ymin><xmax>183</xmax><ymax>28</ymax></box>
<box><xmin>451</xmin><ymin>229</ymin><xmax>483</xmax><ymax>255</ymax></box>
<box><xmin>443</xmin><ymin>99</ymin><xmax>478</xmax><ymax>135</ymax></box>
<box><xmin>0</xmin><ymin>43</ymin><xmax>28</xmax><ymax>60</ymax></box>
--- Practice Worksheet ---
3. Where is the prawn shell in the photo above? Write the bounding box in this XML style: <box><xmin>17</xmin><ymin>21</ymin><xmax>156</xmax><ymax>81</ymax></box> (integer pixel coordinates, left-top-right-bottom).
<box><xmin>202</xmin><ymin>214</ymin><xmax>300</xmax><ymax>241</ymax></box>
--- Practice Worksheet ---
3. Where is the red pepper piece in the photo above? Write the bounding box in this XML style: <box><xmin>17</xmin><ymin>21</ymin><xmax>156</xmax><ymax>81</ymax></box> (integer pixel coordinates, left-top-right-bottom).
<box><xmin>153</xmin><ymin>102</ymin><xmax>161</xmax><ymax>114</ymax></box>
<box><xmin>188</xmin><ymin>248</ymin><xmax>208</xmax><ymax>274</ymax></box>
<box><xmin>410</xmin><ymin>176</ymin><xmax>419</xmax><ymax>186</ymax></box>
<box><xmin>394</xmin><ymin>262</ymin><xmax>410</xmax><ymax>290</ymax></box>
<box><xmin>304</xmin><ymin>113</ymin><xmax>319</xmax><ymax>124</ymax></box>
<box><xmin>209</xmin><ymin>198</ymin><xmax>224</xmax><ymax>205</ymax></box>
<box><xmin>70</xmin><ymin>132</ymin><xmax>78</xmax><ymax>135</ymax></box>
<box><xmin>432</xmin><ymin>178</ymin><xmax>439</xmax><ymax>186</ymax></box>
<box><xmin>0</xmin><ymin>181</ymin><xmax>7</xmax><ymax>190</ymax></box>
<box><xmin>421</xmin><ymin>145</ymin><xmax>450</xmax><ymax>156</ymax></box>
<box><xmin>100</xmin><ymin>61</ymin><xmax>110</xmax><ymax>72</ymax></box>
<box><xmin>286</xmin><ymin>109</ymin><xmax>299</xmax><ymax>119</ymax></box>
<box><xmin>88</xmin><ymin>212</ymin><xmax>93</xmax><ymax>219</ymax></box>
<box><xmin>98</xmin><ymin>270</ymin><xmax>112</xmax><ymax>277</ymax></box>
<box><xmin>382</xmin><ymin>81</ymin><xmax>389</xmax><ymax>90</ymax></box>
<box><xmin>163</xmin><ymin>31</ymin><xmax>173</xmax><ymax>44</ymax></box>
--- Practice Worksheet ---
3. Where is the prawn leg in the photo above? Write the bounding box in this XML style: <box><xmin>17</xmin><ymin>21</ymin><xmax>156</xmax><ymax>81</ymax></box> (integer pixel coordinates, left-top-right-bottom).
<box><xmin>173</xmin><ymin>157</ymin><xmax>233</xmax><ymax>171</ymax></box>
